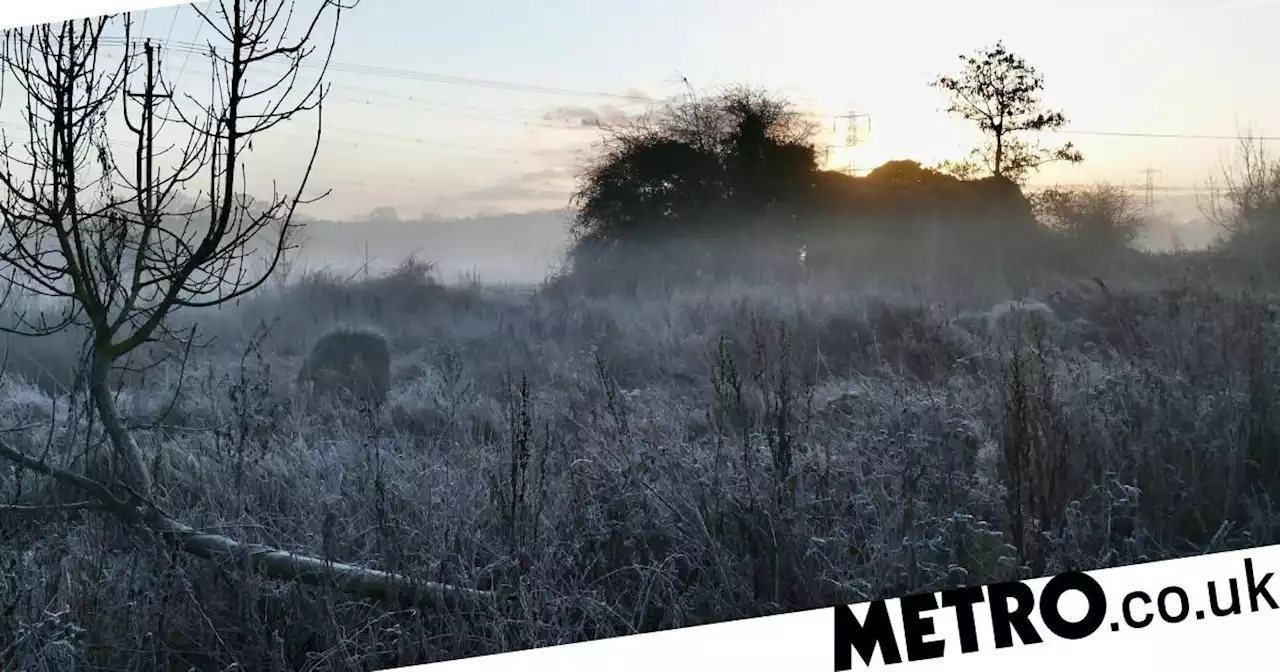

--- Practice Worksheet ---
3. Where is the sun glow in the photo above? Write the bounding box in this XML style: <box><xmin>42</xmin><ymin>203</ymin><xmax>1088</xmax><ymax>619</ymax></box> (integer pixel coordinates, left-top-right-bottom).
<box><xmin>821</xmin><ymin>140</ymin><xmax>959</xmax><ymax>177</ymax></box>
<box><xmin>816</xmin><ymin>114</ymin><xmax>972</xmax><ymax>177</ymax></box>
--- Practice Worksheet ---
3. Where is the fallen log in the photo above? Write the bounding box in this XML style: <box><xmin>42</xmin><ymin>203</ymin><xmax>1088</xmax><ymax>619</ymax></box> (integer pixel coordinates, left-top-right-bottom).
<box><xmin>0</xmin><ymin>438</ymin><xmax>508</xmax><ymax>611</ymax></box>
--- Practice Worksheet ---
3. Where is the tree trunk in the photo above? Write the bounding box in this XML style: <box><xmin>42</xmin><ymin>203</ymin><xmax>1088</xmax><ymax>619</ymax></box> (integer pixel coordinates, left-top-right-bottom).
<box><xmin>994</xmin><ymin>132</ymin><xmax>1004</xmax><ymax>179</ymax></box>
<box><xmin>89</xmin><ymin>350</ymin><xmax>154</xmax><ymax>499</ymax></box>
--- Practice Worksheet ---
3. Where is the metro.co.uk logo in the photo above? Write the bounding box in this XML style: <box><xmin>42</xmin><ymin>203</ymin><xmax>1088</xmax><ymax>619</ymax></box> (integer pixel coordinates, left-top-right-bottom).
<box><xmin>834</xmin><ymin>556</ymin><xmax>1276</xmax><ymax>669</ymax></box>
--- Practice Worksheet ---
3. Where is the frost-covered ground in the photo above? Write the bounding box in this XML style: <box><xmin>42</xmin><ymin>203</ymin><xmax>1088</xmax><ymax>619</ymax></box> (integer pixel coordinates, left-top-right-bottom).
<box><xmin>2</xmin><ymin>257</ymin><xmax>1279</xmax><ymax>671</ymax></box>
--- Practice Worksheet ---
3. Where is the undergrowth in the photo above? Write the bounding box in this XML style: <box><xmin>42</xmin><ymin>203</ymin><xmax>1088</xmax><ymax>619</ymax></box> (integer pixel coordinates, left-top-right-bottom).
<box><xmin>2</xmin><ymin>258</ymin><xmax>1279</xmax><ymax>671</ymax></box>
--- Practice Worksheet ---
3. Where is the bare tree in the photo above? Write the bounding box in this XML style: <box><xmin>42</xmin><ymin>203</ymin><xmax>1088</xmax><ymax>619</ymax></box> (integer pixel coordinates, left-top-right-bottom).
<box><xmin>931</xmin><ymin>41</ymin><xmax>1083</xmax><ymax>184</ymax></box>
<box><xmin>0</xmin><ymin>17</ymin><xmax>149</xmax><ymax>487</ymax></box>
<box><xmin>0</xmin><ymin>2</ymin><xmax>500</xmax><ymax>610</ymax></box>
<box><xmin>1201</xmin><ymin>129</ymin><xmax>1280</xmax><ymax>247</ymax></box>
<box><xmin>1031</xmin><ymin>182</ymin><xmax>1147</xmax><ymax>251</ymax></box>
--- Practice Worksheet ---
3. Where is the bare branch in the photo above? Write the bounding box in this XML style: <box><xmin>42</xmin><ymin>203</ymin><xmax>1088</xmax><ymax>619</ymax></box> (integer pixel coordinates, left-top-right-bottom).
<box><xmin>0</xmin><ymin>501</ymin><xmax>105</xmax><ymax>513</ymax></box>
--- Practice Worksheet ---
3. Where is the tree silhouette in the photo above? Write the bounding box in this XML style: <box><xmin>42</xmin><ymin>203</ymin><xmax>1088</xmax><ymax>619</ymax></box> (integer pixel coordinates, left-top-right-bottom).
<box><xmin>569</xmin><ymin>85</ymin><xmax>821</xmax><ymax>283</ymax></box>
<box><xmin>932</xmin><ymin>41</ymin><xmax>1083</xmax><ymax>184</ymax></box>
<box><xmin>564</xmin><ymin>79</ymin><xmax>1065</xmax><ymax>292</ymax></box>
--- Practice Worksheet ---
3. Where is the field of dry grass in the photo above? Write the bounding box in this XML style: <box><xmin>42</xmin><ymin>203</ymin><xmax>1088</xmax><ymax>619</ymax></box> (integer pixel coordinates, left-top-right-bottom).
<box><xmin>3</xmin><ymin>254</ymin><xmax>1280</xmax><ymax>670</ymax></box>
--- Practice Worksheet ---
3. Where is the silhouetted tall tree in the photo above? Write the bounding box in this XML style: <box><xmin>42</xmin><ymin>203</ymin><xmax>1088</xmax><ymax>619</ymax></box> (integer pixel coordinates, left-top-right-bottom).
<box><xmin>932</xmin><ymin>41</ymin><xmax>1083</xmax><ymax>184</ymax></box>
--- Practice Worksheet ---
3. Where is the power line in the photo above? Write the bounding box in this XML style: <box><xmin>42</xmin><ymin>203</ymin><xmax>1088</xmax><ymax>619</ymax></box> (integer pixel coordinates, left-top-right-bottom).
<box><xmin>99</xmin><ymin>40</ymin><xmax>641</xmax><ymax>132</ymax></box>
<box><xmin>100</xmin><ymin>36</ymin><xmax>660</xmax><ymax>104</ymax></box>
<box><xmin>0</xmin><ymin>105</ymin><xmax>563</xmax><ymax>163</ymax></box>
<box><xmin>167</xmin><ymin>64</ymin><xmax>585</xmax><ymax>137</ymax></box>
<box><xmin>162</xmin><ymin>8</ymin><xmax>179</xmax><ymax>46</ymax></box>
<box><xmin>1047</xmin><ymin>129</ymin><xmax>1280</xmax><ymax>141</ymax></box>
<box><xmin>0</xmin><ymin>117</ymin><xmax>491</xmax><ymax>191</ymax></box>
<box><xmin>8</xmin><ymin>32</ymin><xmax>1276</xmax><ymax>192</ymax></box>
<box><xmin>1025</xmin><ymin>181</ymin><xmax>1207</xmax><ymax>193</ymax></box>
<box><xmin>102</xmin><ymin>53</ymin><xmax>608</xmax><ymax>135</ymax></box>
<box><xmin>100</xmin><ymin>36</ymin><xmax>1280</xmax><ymax>144</ymax></box>
<box><xmin>173</xmin><ymin>19</ymin><xmax>203</xmax><ymax>85</ymax></box>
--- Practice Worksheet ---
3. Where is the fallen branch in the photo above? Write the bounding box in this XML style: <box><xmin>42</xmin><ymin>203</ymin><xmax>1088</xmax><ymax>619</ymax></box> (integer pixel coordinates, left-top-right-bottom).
<box><xmin>0</xmin><ymin>437</ymin><xmax>509</xmax><ymax>612</ymax></box>
<box><xmin>0</xmin><ymin>439</ymin><xmax>134</xmax><ymax>517</ymax></box>
<box><xmin>0</xmin><ymin>501</ymin><xmax>105</xmax><ymax>514</ymax></box>
<box><xmin>150</xmin><ymin>514</ymin><xmax>508</xmax><ymax>610</ymax></box>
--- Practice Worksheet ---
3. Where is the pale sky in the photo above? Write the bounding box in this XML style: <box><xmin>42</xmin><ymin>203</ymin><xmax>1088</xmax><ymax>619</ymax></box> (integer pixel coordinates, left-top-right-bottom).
<box><xmin>5</xmin><ymin>0</ymin><xmax>1280</xmax><ymax>220</ymax></box>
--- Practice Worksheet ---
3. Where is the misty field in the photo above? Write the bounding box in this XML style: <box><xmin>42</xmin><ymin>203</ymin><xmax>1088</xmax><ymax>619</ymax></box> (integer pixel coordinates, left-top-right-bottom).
<box><xmin>2</xmin><ymin>254</ymin><xmax>1279</xmax><ymax>670</ymax></box>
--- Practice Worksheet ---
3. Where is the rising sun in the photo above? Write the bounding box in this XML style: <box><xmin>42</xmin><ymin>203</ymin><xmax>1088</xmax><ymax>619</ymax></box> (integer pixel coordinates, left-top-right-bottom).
<box><xmin>817</xmin><ymin>115</ymin><xmax>970</xmax><ymax>175</ymax></box>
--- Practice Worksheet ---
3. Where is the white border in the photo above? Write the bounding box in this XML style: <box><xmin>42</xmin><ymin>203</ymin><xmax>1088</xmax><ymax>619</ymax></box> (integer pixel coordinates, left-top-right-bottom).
<box><xmin>410</xmin><ymin>544</ymin><xmax>1280</xmax><ymax>671</ymax></box>
<box><xmin>0</xmin><ymin>1</ymin><xmax>201</xmax><ymax>31</ymax></box>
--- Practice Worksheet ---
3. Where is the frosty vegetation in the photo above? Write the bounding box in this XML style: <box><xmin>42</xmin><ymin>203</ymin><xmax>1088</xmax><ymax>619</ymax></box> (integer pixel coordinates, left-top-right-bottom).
<box><xmin>3</xmin><ymin>23</ymin><xmax>1280</xmax><ymax>672</ymax></box>
<box><xmin>5</xmin><ymin>241</ymin><xmax>1280</xmax><ymax>670</ymax></box>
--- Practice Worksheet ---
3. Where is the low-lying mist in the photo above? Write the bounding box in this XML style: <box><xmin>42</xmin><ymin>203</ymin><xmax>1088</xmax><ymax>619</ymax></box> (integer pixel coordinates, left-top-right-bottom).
<box><xmin>283</xmin><ymin>197</ymin><xmax>1221</xmax><ymax>290</ymax></box>
<box><xmin>291</xmin><ymin>209</ymin><xmax>575</xmax><ymax>285</ymax></box>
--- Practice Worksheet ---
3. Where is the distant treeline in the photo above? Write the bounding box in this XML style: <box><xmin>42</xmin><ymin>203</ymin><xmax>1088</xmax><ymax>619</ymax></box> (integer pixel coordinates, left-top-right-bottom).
<box><xmin>559</xmin><ymin>86</ymin><xmax>1087</xmax><ymax>292</ymax></box>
